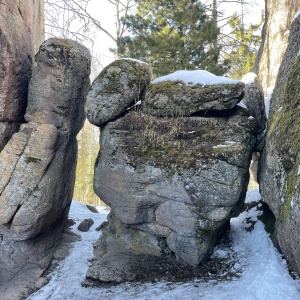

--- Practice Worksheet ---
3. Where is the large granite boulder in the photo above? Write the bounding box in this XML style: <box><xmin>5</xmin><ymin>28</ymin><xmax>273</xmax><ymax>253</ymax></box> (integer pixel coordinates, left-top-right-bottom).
<box><xmin>86</xmin><ymin>104</ymin><xmax>258</xmax><ymax>282</ymax></box>
<box><xmin>143</xmin><ymin>70</ymin><xmax>245</xmax><ymax>117</ymax></box>
<box><xmin>0</xmin><ymin>0</ymin><xmax>44</xmax><ymax>148</ymax></box>
<box><xmin>85</xmin><ymin>58</ymin><xmax>151</xmax><ymax>126</ymax></box>
<box><xmin>0</xmin><ymin>38</ymin><xmax>91</xmax><ymax>298</ymax></box>
<box><xmin>259</xmin><ymin>12</ymin><xmax>300</xmax><ymax>274</ymax></box>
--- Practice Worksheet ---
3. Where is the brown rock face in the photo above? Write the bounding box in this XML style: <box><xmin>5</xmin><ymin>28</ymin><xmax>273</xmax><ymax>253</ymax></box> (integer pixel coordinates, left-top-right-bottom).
<box><xmin>0</xmin><ymin>0</ymin><xmax>44</xmax><ymax>148</ymax></box>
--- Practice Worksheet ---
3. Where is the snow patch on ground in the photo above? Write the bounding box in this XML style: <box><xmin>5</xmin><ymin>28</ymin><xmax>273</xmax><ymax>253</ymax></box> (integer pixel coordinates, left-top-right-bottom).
<box><xmin>151</xmin><ymin>70</ymin><xmax>241</xmax><ymax>86</ymax></box>
<box><xmin>27</xmin><ymin>190</ymin><xmax>300</xmax><ymax>300</ymax></box>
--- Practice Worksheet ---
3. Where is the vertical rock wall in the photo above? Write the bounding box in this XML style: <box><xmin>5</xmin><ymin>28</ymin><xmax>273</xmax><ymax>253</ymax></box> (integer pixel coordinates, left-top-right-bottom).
<box><xmin>0</xmin><ymin>38</ymin><xmax>91</xmax><ymax>299</ymax></box>
<box><xmin>259</xmin><ymin>11</ymin><xmax>300</xmax><ymax>274</ymax></box>
<box><xmin>254</xmin><ymin>0</ymin><xmax>300</xmax><ymax>92</ymax></box>
<box><xmin>0</xmin><ymin>0</ymin><xmax>44</xmax><ymax>150</ymax></box>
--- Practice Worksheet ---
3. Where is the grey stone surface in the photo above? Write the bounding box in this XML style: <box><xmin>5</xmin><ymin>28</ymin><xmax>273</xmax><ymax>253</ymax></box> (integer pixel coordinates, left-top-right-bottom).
<box><xmin>259</xmin><ymin>12</ymin><xmax>300</xmax><ymax>274</ymax></box>
<box><xmin>85</xmin><ymin>59</ymin><xmax>151</xmax><ymax>126</ymax></box>
<box><xmin>86</xmin><ymin>105</ymin><xmax>257</xmax><ymax>282</ymax></box>
<box><xmin>242</xmin><ymin>73</ymin><xmax>266</xmax><ymax>133</ymax></box>
<box><xmin>0</xmin><ymin>37</ymin><xmax>91</xmax><ymax>299</ymax></box>
<box><xmin>0</xmin><ymin>223</ymin><xmax>64</xmax><ymax>300</ymax></box>
<box><xmin>78</xmin><ymin>218</ymin><xmax>95</xmax><ymax>232</ymax></box>
<box><xmin>143</xmin><ymin>77</ymin><xmax>245</xmax><ymax>117</ymax></box>
<box><xmin>0</xmin><ymin>38</ymin><xmax>91</xmax><ymax>241</ymax></box>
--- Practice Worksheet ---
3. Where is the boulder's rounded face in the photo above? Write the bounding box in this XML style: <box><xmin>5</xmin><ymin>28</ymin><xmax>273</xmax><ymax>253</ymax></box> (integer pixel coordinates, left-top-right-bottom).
<box><xmin>143</xmin><ymin>71</ymin><xmax>245</xmax><ymax>117</ymax></box>
<box><xmin>25</xmin><ymin>38</ymin><xmax>91</xmax><ymax>138</ymax></box>
<box><xmin>94</xmin><ymin>110</ymin><xmax>257</xmax><ymax>266</ymax></box>
<box><xmin>85</xmin><ymin>59</ymin><xmax>152</xmax><ymax>126</ymax></box>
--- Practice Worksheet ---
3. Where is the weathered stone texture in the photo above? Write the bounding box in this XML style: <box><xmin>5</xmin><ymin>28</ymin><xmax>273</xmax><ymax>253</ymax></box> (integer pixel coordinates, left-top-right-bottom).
<box><xmin>0</xmin><ymin>0</ymin><xmax>44</xmax><ymax>123</ymax></box>
<box><xmin>0</xmin><ymin>38</ymin><xmax>91</xmax><ymax>298</ymax></box>
<box><xmin>259</xmin><ymin>13</ymin><xmax>300</xmax><ymax>274</ymax></box>
<box><xmin>0</xmin><ymin>0</ymin><xmax>44</xmax><ymax>152</ymax></box>
<box><xmin>0</xmin><ymin>122</ymin><xmax>20</xmax><ymax>152</ymax></box>
<box><xmin>254</xmin><ymin>0</ymin><xmax>300</xmax><ymax>91</ymax></box>
<box><xmin>242</xmin><ymin>73</ymin><xmax>266</xmax><ymax>133</ymax></box>
<box><xmin>86</xmin><ymin>105</ymin><xmax>257</xmax><ymax>282</ymax></box>
<box><xmin>144</xmin><ymin>76</ymin><xmax>245</xmax><ymax>117</ymax></box>
<box><xmin>0</xmin><ymin>38</ymin><xmax>91</xmax><ymax>241</ymax></box>
<box><xmin>85</xmin><ymin>59</ymin><xmax>151</xmax><ymax>126</ymax></box>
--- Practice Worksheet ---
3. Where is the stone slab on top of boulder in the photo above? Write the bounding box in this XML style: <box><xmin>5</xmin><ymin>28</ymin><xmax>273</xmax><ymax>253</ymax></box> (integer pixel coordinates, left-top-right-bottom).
<box><xmin>85</xmin><ymin>58</ymin><xmax>152</xmax><ymax>127</ymax></box>
<box><xmin>143</xmin><ymin>70</ymin><xmax>245</xmax><ymax>117</ymax></box>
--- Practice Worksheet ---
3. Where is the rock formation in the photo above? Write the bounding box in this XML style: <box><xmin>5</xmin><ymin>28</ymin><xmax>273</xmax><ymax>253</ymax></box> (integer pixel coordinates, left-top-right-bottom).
<box><xmin>259</xmin><ymin>12</ymin><xmax>300</xmax><ymax>274</ymax></box>
<box><xmin>85</xmin><ymin>66</ymin><xmax>260</xmax><ymax>283</ymax></box>
<box><xmin>144</xmin><ymin>70</ymin><xmax>245</xmax><ymax>116</ymax></box>
<box><xmin>241</xmin><ymin>73</ymin><xmax>266</xmax><ymax>182</ymax></box>
<box><xmin>0</xmin><ymin>38</ymin><xmax>91</xmax><ymax>298</ymax></box>
<box><xmin>0</xmin><ymin>0</ymin><xmax>44</xmax><ymax>151</ymax></box>
<box><xmin>254</xmin><ymin>0</ymin><xmax>300</xmax><ymax>91</ymax></box>
<box><xmin>85</xmin><ymin>58</ymin><xmax>151</xmax><ymax>126</ymax></box>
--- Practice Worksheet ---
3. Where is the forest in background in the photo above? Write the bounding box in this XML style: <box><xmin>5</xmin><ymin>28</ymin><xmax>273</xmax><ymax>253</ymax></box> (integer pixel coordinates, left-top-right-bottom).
<box><xmin>43</xmin><ymin>0</ymin><xmax>263</xmax><ymax>205</ymax></box>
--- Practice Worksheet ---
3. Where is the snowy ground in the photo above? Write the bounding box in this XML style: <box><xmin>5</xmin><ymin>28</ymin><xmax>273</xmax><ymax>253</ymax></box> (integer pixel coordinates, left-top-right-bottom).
<box><xmin>27</xmin><ymin>189</ymin><xmax>300</xmax><ymax>300</ymax></box>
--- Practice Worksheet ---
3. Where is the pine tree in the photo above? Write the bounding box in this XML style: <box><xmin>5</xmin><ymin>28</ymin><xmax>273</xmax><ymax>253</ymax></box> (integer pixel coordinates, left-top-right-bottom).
<box><xmin>119</xmin><ymin>0</ymin><xmax>230</xmax><ymax>77</ymax></box>
<box><xmin>227</xmin><ymin>12</ymin><xmax>263</xmax><ymax>79</ymax></box>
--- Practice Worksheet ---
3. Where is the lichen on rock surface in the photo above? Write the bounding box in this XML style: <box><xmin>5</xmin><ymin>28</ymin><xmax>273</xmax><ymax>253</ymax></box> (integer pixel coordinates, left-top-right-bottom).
<box><xmin>86</xmin><ymin>105</ymin><xmax>258</xmax><ymax>282</ymax></box>
<box><xmin>85</xmin><ymin>58</ymin><xmax>152</xmax><ymax>126</ymax></box>
<box><xmin>259</xmin><ymin>12</ymin><xmax>300</xmax><ymax>274</ymax></box>
<box><xmin>143</xmin><ymin>70</ymin><xmax>245</xmax><ymax>117</ymax></box>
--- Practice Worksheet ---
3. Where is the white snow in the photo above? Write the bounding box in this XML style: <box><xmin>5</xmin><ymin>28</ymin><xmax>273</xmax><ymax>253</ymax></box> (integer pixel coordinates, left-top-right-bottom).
<box><xmin>152</xmin><ymin>70</ymin><xmax>241</xmax><ymax>86</ymax></box>
<box><xmin>242</xmin><ymin>72</ymin><xmax>257</xmax><ymax>85</ymax></box>
<box><xmin>213</xmin><ymin>141</ymin><xmax>237</xmax><ymax>149</ymax></box>
<box><xmin>265</xmin><ymin>86</ymin><xmax>274</xmax><ymax>118</ymax></box>
<box><xmin>237</xmin><ymin>101</ymin><xmax>248</xmax><ymax>109</ymax></box>
<box><xmin>293</xmin><ymin>10</ymin><xmax>300</xmax><ymax>22</ymax></box>
<box><xmin>27</xmin><ymin>190</ymin><xmax>300</xmax><ymax>300</ymax></box>
<box><xmin>118</xmin><ymin>57</ymin><xmax>147</xmax><ymax>64</ymax></box>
